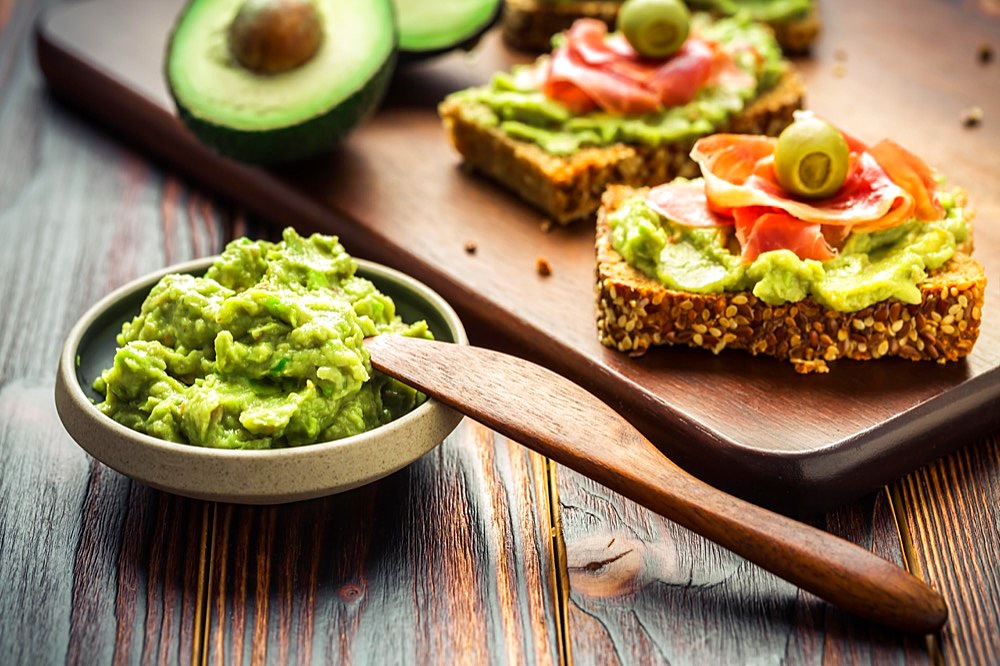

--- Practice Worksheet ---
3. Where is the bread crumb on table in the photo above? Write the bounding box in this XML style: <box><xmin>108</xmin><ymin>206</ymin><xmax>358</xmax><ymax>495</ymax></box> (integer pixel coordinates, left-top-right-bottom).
<box><xmin>978</xmin><ymin>42</ymin><xmax>994</xmax><ymax>64</ymax></box>
<box><xmin>464</xmin><ymin>240</ymin><xmax>477</xmax><ymax>254</ymax></box>
<box><xmin>962</xmin><ymin>106</ymin><xmax>984</xmax><ymax>128</ymax></box>
<box><xmin>536</xmin><ymin>257</ymin><xmax>552</xmax><ymax>276</ymax></box>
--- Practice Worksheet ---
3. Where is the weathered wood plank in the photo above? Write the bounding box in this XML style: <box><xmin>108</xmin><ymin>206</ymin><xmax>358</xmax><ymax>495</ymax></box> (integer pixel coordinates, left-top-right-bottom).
<box><xmin>0</xmin><ymin>4</ymin><xmax>243</xmax><ymax>659</ymax></box>
<box><xmin>203</xmin><ymin>420</ymin><xmax>561</xmax><ymax>665</ymax></box>
<box><xmin>892</xmin><ymin>435</ymin><xmax>1000</xmax><ymax>664</ymax></box>
<box><xmin>557</xmin><ymin>468</ymin><xmax>933</xmax><ymax>663</ymax></box>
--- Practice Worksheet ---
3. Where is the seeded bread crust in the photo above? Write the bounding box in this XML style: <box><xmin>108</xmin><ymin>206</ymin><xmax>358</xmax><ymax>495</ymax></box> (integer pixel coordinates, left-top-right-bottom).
<box><xmin>595</xmin><ymin>185</ymin><xmax>986</xmax><ymax>374</ymax></box>
<box><xmin>500</xmin><ymin>0</ymin><xmax>821</xmax><ymax>55</ymax></box>
<box><xmin>439</xmin><ymin>69</ymin><xmax>804</xmax><ymax>224</ymax></box>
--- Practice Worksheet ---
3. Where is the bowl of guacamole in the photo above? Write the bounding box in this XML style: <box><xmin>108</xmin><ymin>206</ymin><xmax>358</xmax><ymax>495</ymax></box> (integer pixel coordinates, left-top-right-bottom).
<box><xmin>55</xmin><ymin>228</ymin><xmax>466</xmax><ymax>503</ymax></box>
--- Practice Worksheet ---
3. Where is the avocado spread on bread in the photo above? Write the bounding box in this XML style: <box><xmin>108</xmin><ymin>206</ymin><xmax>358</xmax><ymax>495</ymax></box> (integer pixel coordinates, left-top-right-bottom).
<box><xmin>446</xmin><ymin>13</ymin><xmax>785</xmax><ymax>155</ymax></box>
<box><xmin>608</xmin><ymin>187</ymin><xmax>971</xmax><ymax>312</ymax></box>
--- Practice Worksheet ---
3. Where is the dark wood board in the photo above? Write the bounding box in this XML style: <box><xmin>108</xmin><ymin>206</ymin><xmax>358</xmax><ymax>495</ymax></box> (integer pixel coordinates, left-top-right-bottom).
<box><xmin>34</xmin><ymin>0</ymin><xmax>1000</xmax><ymax>514</ymax></box>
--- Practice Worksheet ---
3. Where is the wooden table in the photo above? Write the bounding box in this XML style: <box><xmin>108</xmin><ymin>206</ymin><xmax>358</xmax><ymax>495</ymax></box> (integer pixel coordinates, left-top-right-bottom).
<box><xmin>3</xmin><ymin>0</ymin><xmax>999</xmax><ymax>662</ymax></box>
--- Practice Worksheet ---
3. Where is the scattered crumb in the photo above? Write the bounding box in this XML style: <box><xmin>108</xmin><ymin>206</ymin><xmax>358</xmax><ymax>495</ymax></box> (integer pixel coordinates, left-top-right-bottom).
<box><xmin>539</xmin><ymin>219</ymin><xmax>553</xmax><ymax>233</ymax></box>
<box><xmin>832</xmin><ymin>63</ymin><xmax>846</xmax><ymax>78</ymax></box>
<box><xmin>833</xmin><ymin>47</ymin><xmax>848</xmax><ymax>62</ymax></box>
<box><xmin>961</xmin><ymin>106</ymin><xmax>984</xmax><ymax>128</ymax></box>
<box><xmin>464</xmin><ymin>240</ymin><xmax>477</xmax><ymax>254</ymax></box>
<box><xmin>978</xmin><ymin>42</ymin><xmax>994</xmax><ymax>65</ymax></box>
<box><xmin>536</xmin><ymin>257</ymin><xmax>553</xmax><ymax>276</ymax></box>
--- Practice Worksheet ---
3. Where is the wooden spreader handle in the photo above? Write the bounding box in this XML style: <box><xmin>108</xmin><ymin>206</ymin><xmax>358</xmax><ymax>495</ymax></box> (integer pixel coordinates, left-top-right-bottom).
<box><xmin>365</xmin><ymin>336</ymin><xmax>948</xmax><ymax>634</ymax></box>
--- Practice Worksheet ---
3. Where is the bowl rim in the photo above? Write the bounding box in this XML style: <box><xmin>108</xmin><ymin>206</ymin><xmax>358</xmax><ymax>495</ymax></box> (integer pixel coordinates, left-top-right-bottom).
<box><xmin>55</xmin><ymin>254</ymin><xmax>467</xmax><ymax>485</ymax></box>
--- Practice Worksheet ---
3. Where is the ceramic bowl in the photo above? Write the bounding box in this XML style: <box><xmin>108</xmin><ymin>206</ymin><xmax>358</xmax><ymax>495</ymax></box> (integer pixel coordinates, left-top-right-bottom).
<box><xmin>55</xmin><ymin>256</ymin><xmax>466</xmax><ymax>504</ymax></box>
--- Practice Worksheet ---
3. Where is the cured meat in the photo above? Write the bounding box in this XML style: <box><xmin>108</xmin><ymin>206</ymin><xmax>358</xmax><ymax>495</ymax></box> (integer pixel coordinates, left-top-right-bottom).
<box><xmin>733</xmin><ymin>207</ymin><xmax>837</xmax><ymax>262</ymax></box>
<box><xmin>645</xmin><ymin>131</ymin><xmax>943</xmax><ymax>262</ymax></box>
<box><xmin>539</xmin><ymin>19</ymin><xmax>721</xmax><ymax>116</ymax></box>
<box><xmin>645</xmin><ymin>179</ymin><xmax>729</xmax><ymax>227</ymax></box>
<box><xmin>867</xmin><ymin>139</ymin><xmax>942</xmax><ymax>221</ymax></box>
<box><xmin>691</xmin><ymin>134</ymin><xmax>914</xmax><ymax>231</ymax></box>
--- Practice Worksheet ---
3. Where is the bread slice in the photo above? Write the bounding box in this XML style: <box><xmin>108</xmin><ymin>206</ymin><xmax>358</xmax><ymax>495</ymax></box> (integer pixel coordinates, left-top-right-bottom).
<box><xmin>501</xmin><ymin>0</ymin><xmax>620</xmax><ymax>52</ymax></box>
<box><xmin>595</xmin><ymin>185</ymin><xmax>986</xmax><ymax>374</ymax></box>
<box><xmin>439</xmin><ymin>69</ymin><xmax>804</xmax><ymax>225</ymax></box>
<box><xmin>501</xmin><ymin>0</ymin><xmax>820</xmax><ymax>55</ymax></box>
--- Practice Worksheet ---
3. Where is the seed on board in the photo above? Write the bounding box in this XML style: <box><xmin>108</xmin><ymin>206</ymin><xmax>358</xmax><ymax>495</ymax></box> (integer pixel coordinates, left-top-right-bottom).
<box><xmin>536</xmin><ymin>257</ymin><xmax>553</xmax><ymax>276</ymax></box>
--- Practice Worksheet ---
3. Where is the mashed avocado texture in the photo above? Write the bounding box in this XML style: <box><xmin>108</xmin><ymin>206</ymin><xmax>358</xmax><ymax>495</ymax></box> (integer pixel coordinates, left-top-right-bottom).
<box><xmin>536</xmin><ymin>0</ymin><xmax>811</xmax><ymax>23</ymax></box>
<box><xmin>608</xmin><ymin>187</ymin><xmax>971</xmax><ymax>311</ymax></box>
<box><xmin>94</xmin><ymin>228</ymin><xmax>430</xmax><ymax>449</ymax></box>
<box><xmin>445</xmin><ymin>14</ymin><xmax>785</xmax><ymax>155</ymax></box>
<box><xmin>686</xmin><ymin>0</ymin><xmax>811</xmax><ymax>23</ymax></box>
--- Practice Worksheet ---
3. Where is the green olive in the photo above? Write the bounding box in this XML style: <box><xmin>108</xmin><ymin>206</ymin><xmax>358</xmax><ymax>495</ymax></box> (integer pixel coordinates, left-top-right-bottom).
<box><xmin>617</xmin><ymin>0</ymin><xmax>691</xmax><ymax>59</ymax></box>
<box><xmin>773</xmin><ymin>115</ymin><xmax>850</xmax><ymax>199</ymax></box>
<box><xmin>229</xmin><ymin>0</ymin><xmax>323</xmax><ymax>75</ymax></box>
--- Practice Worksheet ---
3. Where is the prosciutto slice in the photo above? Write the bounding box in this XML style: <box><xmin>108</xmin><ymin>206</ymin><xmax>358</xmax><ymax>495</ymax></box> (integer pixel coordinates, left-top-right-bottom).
<box><xmin>733</xmin><ymin>207</ymin><xmax>837</xmax><ymax>262</ymax></box>
<box><xmin>690</xmin><ymin>134</ymin><xmax>915</xmax><ymax>231</ymax></box>
<box><xmin>539</xmin><ymin>19</ymin><xmax>721</xmax><ymax>116</ymax></box>
<box><xmin>645</xmin><ymin>179</ymin><xmax>729</xmax><ymax>227</ymax></box>
<box><xmin>645</xmin><ymin>130</ymin><xmax>943</xmax><ymax>262</ymax></box>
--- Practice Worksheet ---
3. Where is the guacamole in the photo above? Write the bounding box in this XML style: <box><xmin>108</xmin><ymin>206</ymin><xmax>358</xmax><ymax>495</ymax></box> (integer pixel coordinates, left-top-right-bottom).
<box><xmin>94</xmin><ymin>228</ymin><xmax>431</xmax><ymax>449</ymax></box>
<box><xmin>608</xmin><ymin>186</ymin><xmax>971</xmax><ymax>311</ymax></box>
<box><xmin>685</xmin><ymin>0</ymin><xmax>811</xmax><ymax>23</ymax></box>
<box><xmin>445</xmin><ymin>14</ymin><xmax>786</xmax><ymax>155</ymax></box>
<box><xmin>537</xmin><ymin>0</ymin><xmax>812</xmax><ymax>23</ymax></box>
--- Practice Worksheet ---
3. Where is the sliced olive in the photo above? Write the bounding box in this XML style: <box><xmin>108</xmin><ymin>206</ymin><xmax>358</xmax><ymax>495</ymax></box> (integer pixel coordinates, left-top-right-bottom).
<box><xmin>229</xmin><ymin>0</ymin><xmax>324</xmax><ymax>75</ymax></box>
<box><xmin>617</xmin><ymin>0</ymin><xmax>691</xmax><ymax>59</ymax></box>
<box><xmin>773</xmin><ymin>114</ymin><xmax>850</xmax><ymax>199</ymax></box>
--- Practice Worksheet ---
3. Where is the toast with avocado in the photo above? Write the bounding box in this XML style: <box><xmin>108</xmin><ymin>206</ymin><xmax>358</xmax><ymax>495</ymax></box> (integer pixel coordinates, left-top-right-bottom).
<box><xmin>501</xmin><ymin>0</ymin><xmax>820</xmax><ymax>54</ymax></box>
<box><xmin>440</xmin><ymin>8</ymin><xmax>803</xmax><ymax>224</ymax></box>
<box><xmin>595</xmin><ymin>119</ymin><xmax>985</xmax><ymax>373</ymax></box>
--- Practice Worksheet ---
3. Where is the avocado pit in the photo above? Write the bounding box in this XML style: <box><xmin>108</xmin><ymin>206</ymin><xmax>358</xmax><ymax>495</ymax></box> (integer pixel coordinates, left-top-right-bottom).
<box><xmin>228</xmin><ymin>0</ymin><xmax>323</xmax><ymax>74</ymax></box>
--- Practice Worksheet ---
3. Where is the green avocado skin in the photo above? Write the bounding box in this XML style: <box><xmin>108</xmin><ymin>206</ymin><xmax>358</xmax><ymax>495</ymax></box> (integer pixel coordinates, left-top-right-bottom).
<box><xmin>170</xmin><ymin>53</ymin><xmax>397</xmax><ymax>165</ymax></box>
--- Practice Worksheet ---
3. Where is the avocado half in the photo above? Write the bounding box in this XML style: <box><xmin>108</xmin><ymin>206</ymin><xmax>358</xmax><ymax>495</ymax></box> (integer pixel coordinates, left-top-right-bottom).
<box><xmin>393</xmin><ymin>0</ymin><xmax>502</xmax><ymax>59</ymax></box>
<box><xmin>166</xmin><ymin>0</ymin><xmax>397</xmax><ymax>165</ymax></box>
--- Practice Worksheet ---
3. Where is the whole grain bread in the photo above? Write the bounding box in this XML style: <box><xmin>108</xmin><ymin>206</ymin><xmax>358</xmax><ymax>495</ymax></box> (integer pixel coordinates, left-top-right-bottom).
<box><xmin>595</xmin><ymin>185</ymin><xmax>986</xmax><ymax>374</ymax></box>
<box><xmin>439</xmin><ymin>69</ymin><xmax>804</xmax><ymax>225</ymax></box>
<box><xmin>501</xmin><ymin>0</ymin><xmax>820</xmax><ymax>55</ymax></box>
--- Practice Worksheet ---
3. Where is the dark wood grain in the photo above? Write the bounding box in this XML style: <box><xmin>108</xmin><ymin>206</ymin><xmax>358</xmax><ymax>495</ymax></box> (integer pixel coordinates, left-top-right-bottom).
<box><xmin>0</xmin><ymin>3</ymin><xmax>233</xmax><ymax>659</ymax></box>
<box><xmin>32</xmin><ymin>0</ymin><xmax>1000</xmax><ymax>513</ymax></box>
<box><xmin>892</xmin><ymin>434</ymin><xmax>1000</xmax><ymax>663</ymax></box>
<box><xmin>367</xmin><ymin>335</ymin><xmax>946</xmax><ymax>633</ymax></box>
<box><xmin>202</xmin><ymin>419</ymin><xmax>561</xmax><ymax>665</ymax></box>
<box><xmin>558</xmin><ymin>474</ymin><xmax>934</xmax><ymax>663</ymax></box>
<box><xmin>4</xmin><ymin>0</ymin><xmax>1000</xmax><ymax>663</ymax></box>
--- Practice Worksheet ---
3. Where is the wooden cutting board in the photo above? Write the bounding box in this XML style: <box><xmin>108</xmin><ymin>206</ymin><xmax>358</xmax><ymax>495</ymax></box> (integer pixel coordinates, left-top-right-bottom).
<box><xmin>35</xmin><ymin>0</ymin><xmax>1000</xmax><ymax>514</ymax></box>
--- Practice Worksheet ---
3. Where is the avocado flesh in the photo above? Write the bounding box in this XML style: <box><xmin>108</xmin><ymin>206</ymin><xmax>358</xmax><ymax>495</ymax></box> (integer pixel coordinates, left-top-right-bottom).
<box><xmin>166</xmin><ymin>0</ymin><xmax>396</xmax><ymax>164</ymax></box>
<box><xmin>393</xmin><ymin>0</ymin><xmax>500</xmax><ymax>55</ymax></box>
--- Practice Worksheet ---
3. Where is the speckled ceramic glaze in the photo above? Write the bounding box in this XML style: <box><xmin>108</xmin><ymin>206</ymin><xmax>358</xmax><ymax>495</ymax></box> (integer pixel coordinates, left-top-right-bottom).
<box><xmin>55</xmin><ymin>256</ymin><xmax>467</xmax><ymax>504</ymax></box>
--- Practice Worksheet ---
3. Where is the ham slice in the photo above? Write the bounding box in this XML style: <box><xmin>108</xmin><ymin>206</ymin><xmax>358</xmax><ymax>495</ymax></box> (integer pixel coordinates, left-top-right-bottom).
<box><xmin>733</xmin><ymin>207</ymin><xmax>837</xmax><ymax>262</ymax></box>
<box><xmin>867</xmin><ymin>139</ymin><xmax>942</xmax><ymax>221</ymax></box>
<box><xmin>539</xmin><ymin>19</ymin><xmax>721</xmax><ymax>116</ymax></box>
<box><xmin>691</xmin><ymin>134</ymin><xmax>915</xmax><ymax>231</ymax></box>
<box><xmin>646</xmin><ymin>180</ymin><xmax>730</xmax><ymax>227</ymax></box>
<box><xmin>645</xmin><ymin>131</ymin><xmax>943</xmax><ymax>262</ymax></box>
